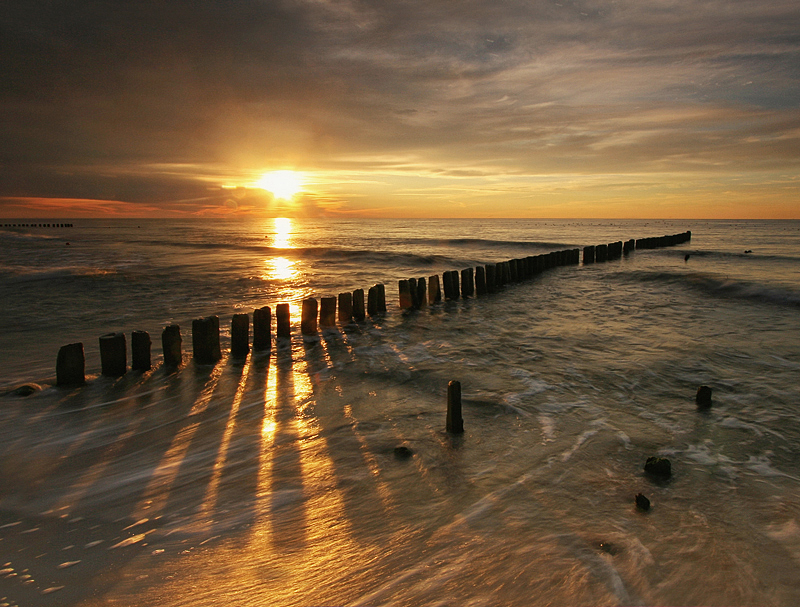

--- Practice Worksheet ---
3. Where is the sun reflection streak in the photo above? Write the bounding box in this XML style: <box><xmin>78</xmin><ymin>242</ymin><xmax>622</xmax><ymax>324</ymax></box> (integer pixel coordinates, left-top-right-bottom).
<box><xmin>271</xmin><ymin>217</ymin><xmax>293</xmax><ymax>249</ymax></box>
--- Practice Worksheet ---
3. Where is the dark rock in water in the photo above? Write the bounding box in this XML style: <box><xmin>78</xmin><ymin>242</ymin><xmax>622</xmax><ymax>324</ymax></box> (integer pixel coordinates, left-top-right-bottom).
<box><xmin>644</xmin><ymin>456</ymin><xmax>671</xmax><ymax>479</ymax></box>
<box><xmin>635</xmin><ymin>493</ymin><xmax>651</xmax><ymax>511</ymax></box>
<box><xmin>10</xmin><ymin>383</ymin><xmax>40</xmax><ymax>397</ymax></box>
<box><xmin>394</xmin><ymin>446</ymin><xmax>413</xmax><ymax>459</ymax></box>
<box><xmin>696</xmin><ymin>385</ymin><xmax>713</xmax><ymax>409</ymax></box>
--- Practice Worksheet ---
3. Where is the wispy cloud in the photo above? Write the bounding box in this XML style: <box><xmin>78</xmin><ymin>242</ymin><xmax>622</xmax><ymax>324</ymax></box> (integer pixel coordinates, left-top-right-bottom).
<box><xmin>1</xmin><ymin>0</ymin><xmax>798</xmax><ymax>217</ymax></box>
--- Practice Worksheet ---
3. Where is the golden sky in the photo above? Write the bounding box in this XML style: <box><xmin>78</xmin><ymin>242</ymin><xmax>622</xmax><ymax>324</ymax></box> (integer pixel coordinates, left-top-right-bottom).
<box><xmin>2</xmin><ymin>1</ymin><xmax>799</xmax><ymax>219</ymax></box>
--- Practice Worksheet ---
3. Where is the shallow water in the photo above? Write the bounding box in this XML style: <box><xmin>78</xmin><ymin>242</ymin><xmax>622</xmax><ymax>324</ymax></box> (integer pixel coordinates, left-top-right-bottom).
<box><xmin>1</xmin><ymin>218</ymin><xmax>799</xmax><ymax>606</ymax></box>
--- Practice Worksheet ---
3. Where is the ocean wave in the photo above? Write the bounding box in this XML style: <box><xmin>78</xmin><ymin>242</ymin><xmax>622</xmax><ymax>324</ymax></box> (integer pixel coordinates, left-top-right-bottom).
<box><xmin>0</xmin><ymin>265</ymin><xmax>116</xmax><ymax>284</ymax></box>
<box><xmin>623</xmin><ymin>270</ymin><xmax>800</xmax><ymax>308</ymax></box>
<box><xmin>406</xmin><ymin>237</ymin><xmax>577</xmax><ymax>249</ymax></box>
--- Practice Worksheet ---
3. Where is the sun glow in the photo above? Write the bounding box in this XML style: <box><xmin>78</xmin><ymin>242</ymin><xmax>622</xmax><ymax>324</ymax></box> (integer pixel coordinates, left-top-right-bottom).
<box><xmin>256</xmin><ymin>170</ymin><xmax>304</xmax><ymax>200</ymax></box>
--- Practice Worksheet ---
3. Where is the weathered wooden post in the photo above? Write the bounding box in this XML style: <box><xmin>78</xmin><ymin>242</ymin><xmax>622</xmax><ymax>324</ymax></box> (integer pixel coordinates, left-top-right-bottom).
<box><xmin>623</xmin><ymin>239</ymin><xmax>635</xmax><ymax>255</ymax></box>
<box><xmin>399</xmin><ymin>279</ymin><xmax>413</xmax><ymax>309</ymax></box>
<box><xmin>446</xmin><ymin>380</ymin><xmax>464</xmax><ymax>434</ymax></box>
<box><xmin>276</xmin><ymin>303</ymin><xmax>291</xmax><ymax>338</ymax></box>
<box><xmin>595</xmin><ymin>243</ymin><xmax>608</xmax><ymax>262</ymax></box>
<box><xmin>162</xmin><ymin>324</ymin><xmax>182</xmax><ymax>367</ymax></box>
<box><xmin>409</xmin><ymin>278</ymin><xmax>421</xmax><ymax>309</ymax></box>
<box><xmin>301</xmin><ymin>298</ymin><xmax>318</xmax><ymax>335</ymax></box>
<box><xmin>99</xmin><ymin>332</ymin><xmax>127</xmax><ymax>376</ymax></box>
<box><xmin>461</xmin><ymin>268</ymin><xmax>474</xmax><ymax>298</ymax></box>
<box><xmin>352</xmin><ymin>289</ymin><xmax>366</xmax><ymax>321</ymax></box>
<box><xmin>320</xmin><ymin>296</ymin><xmax>337</xmax><ymax>327</ymax></box>
<box><xmin>416</xmin><ymin>277</ymin><xmax>427</xmax><ymax>308</ymax></box>
<box><xmin>428</xmin><ymin>274</ymin><xmax>441</xmax><ymax>304</ymax></box>
<box><xmin>475</xmin><ymin>266</ymin><xmax>487</xmax><ymax>295</ymax></box>
<box><xmin>378</xmin><ymin>283</ymin><xmax>387</xmax><ymax>313</ymax></box>
<box><xmin>338</xmin><ymin>292</ymin><xmax>353</xmax><ymax>323</ymax></box>
<box><xmin>509</xmin><ymin>259</ymin><xmax>519</xmax><ymax>283</ymax></box>
<box><xmin>485</xmin><ymin>264</ymin><xmax>496</xmax><ymax>293</ymax></box>
<box><xmin>56</xmin><ymin>343</ymin><xmax>85</xmax><ymax>386</ymax></box>
<box><xmin>192</xmin><ymin>316</ymin><xmax>221</xmax><ymax>364</ymax></box>
<box><xmin>231</xmin><ymin>313</ymin><xmax>250</xmax><ymax>358</ymax></box>
<box><xmin>253</xmin><ymin>306</ymin><xmax>272</xmax><ymax>350</ymax></box>
<box><xmin>367</xmin><ymin>286</ymin><xmax>379</xmax><ymax>316</ymax></box>
<box><xmin>131</xmin><ymin>330</ymin><xmax>151</xmax><ymax>370</ymax></box>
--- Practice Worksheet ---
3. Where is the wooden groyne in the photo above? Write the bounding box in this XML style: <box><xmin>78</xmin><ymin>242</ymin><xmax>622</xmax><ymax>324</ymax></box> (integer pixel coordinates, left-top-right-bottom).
<box><xmin>3</xmin><ymin>223</ymin><xmax>74</xmax><ymax>228</ymax></box>
<box><xmin>52</xmin><ymin>231</ymin><xmax>690</xmax><ymax>384</ymax></box>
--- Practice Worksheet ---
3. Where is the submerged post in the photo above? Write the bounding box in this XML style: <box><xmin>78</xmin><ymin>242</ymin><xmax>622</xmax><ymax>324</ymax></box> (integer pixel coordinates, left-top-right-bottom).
<box><xmin>276</xmin><ymin>303</ymin><xmax>291</xmax><ymax>338</ymax></box>
<box><xmin>352</xmin><ymin>289</ymin><xmax>366</xmax><ymax>321</ymax></box>
<box><xmin>253</xmin><ymin>306</ymin><xmax>272</xmax><ymax>350</ymax></box>
<box><xmin>446</xmin><ymin>380</ymin><xmax>464</xmax><ymax>434</ymax></box>
<box><xmin>161</xmin><ymin>324</ymin><xmax>182</xmax><ymax>368</ymax></box>
<box><xmin>231</xmin><ymin>313</ymin><xmax>250</xmax><ymax>358</ymax></box>
<box><xmin>100</xmin><ymin>332</ymin><xmax>127</xmax><ymax>376</ymax></box>
<box><xmin>56</xmin><ymin>342</ymin><xmax>85</xmax><ymax>386</ymax></box>
<box><xmin>301</xmin><ymin>298</ymin><xmax>318</xmax><ymax>335</ymax></box>
<box><xmin>192</xmin><ymin>316</ymin><xmax>221</xmax><ymax>365</ymax></box>
<box><xmin>131</xmin><ymin>330</ymin><xmax>151</xmax><ymax>370</ymax></box>
<box><xmin>367</xmin><ymin>286</ymin><xmax>379</xmax><ymax>316</ymax></box>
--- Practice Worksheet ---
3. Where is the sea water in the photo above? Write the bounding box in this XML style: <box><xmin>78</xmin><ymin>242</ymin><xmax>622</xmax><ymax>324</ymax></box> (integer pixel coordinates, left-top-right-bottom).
<box><xmin>0</xmin><ymin>218</ymin><xmax>799</xmax><ymax>606</ymax></box>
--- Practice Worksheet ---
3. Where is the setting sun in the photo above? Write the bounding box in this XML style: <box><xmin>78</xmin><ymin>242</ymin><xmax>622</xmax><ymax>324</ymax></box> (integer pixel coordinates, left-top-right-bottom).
<box><xmin>256</xmin><ymin>170</ymin><xmax>304</xmax><ymax>200</ymax></box>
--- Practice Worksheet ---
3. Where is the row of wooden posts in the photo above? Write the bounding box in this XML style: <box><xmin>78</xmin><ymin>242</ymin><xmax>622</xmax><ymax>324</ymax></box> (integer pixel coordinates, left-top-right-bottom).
<box><xmin>3</xmin><ymin>223</ymin><xmax>74</xmax><ymax>228</ymax></box>
<box><xmin>54</xmin><ymin>231</ymin><xmax>691</xmax><ymax>388</ymax></box>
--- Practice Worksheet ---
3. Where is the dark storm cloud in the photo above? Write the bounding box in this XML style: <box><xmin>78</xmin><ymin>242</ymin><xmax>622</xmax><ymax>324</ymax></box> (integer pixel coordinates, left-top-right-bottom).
<box><xmin>1</xmin><ymin>0</ymin><xmax>799</xmax><ymax>210</ymax></box>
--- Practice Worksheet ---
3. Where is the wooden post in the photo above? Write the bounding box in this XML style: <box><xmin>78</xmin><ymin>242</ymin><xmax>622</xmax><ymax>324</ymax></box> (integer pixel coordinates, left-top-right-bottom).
<box><xmin>338</xmin><ymin>292</ymin><xmax>353</xmax><ymax>323</ymax></box>
<box><xmin>623</xmin><ymin>239</ymin><xmax>635</xmax><ymax>255</ymax></box>
<box><xmin>367</xmin><ymin>286</ymin><xmax>379</xmax><ymax>316</ymax></box>
<box><xmin>276</xmin><ymin>303</ymin><xmax>291</xmax><ymax>338</ymax></box>
<box><xmin>428</xmin><ymin>274</ymin><xmax>441</xmax><ymax>304</ymax></box>
<box><xmin>192</xmin><ymin>316</ymin><xmax>221</xmax><ymax>364</ymax></box>
<box><xmin>416</xmin><ymin>277</ymin><xmax>427</xmax><ymax>308</ymax></box>
<box><xmin>162</xmin><ymin>324</ymin><xmax>182</xmax><ymax>367</ymax></box>
<box><xmin>475</xmin><ymin>266</ymin><xmax>487</xmax><ymax>295</ymax></box>
<box><xmin>253</xmin><ymin>306</ymin><xmax>272</xmax><ymax>350</ymax></box>
<box><xmin>461</xmin><ymin>268</ymin><xmax>474</xmax><ymax>298</ymax></box>
<box><xmin>399</xmin><ymin>279</ymin><xmax>413</xmax><ymax>309</ymax></box>
<box><xmin>377</xmin><ymin>283</ymin><xmax>387</xmax><ymax>314</ymax></box>
<box><xmin>301</xmin><ymin>298</ymin><xmax>318</xmax><ymax>335</ymax></box>
<box><xmin>231</xmin><ymin>313</ymin><xmax>250</xmax><ymax>357</ymax></box>
<box><xmin>131</xmin><ymin>330</ymin><xmax>151</xmax><ymax>370</ymax></box>
<box><xmin>409</xmin><ymin>278</ymin><xmax>420</xmax><ymax>309</ymax></box>
<box><xmin>56</xmin><ymin>342</ymin><xmax>85</xmax><ymax>386</ymax></box>
<box><xmin>100</xmin><ymin>332</ymin><xmax>127</xmax><ymax>376</ymax></box>
<box><xmin>320</xmin><ymin>296</ymin><xmax>337</xmax><ymax>327</ymax></box>
<box><xmin>485</xmin><ymin>264</ymin><xmax>496</xmax><ymax>293</ymax></box>
<box><xmin>352</xmin><ymin>289</ymin><xmax>366</xmax><ymax>321</ymax></box>
<box><xmin>446</xmin><ymin>380</ymin><xmax>464</xmax><ymax>434</ymax></box>
<box><xmin>595</xmin><ymin>243</ymin><xmax>608</xmax><ymax>262</ymax></box>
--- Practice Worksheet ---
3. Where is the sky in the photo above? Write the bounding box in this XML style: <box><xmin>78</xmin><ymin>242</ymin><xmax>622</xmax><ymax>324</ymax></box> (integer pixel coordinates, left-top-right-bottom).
<box><xmin>2</xmin><ymin>0</ymin><xmax>799</xmax><ymax>219</ymax></box>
